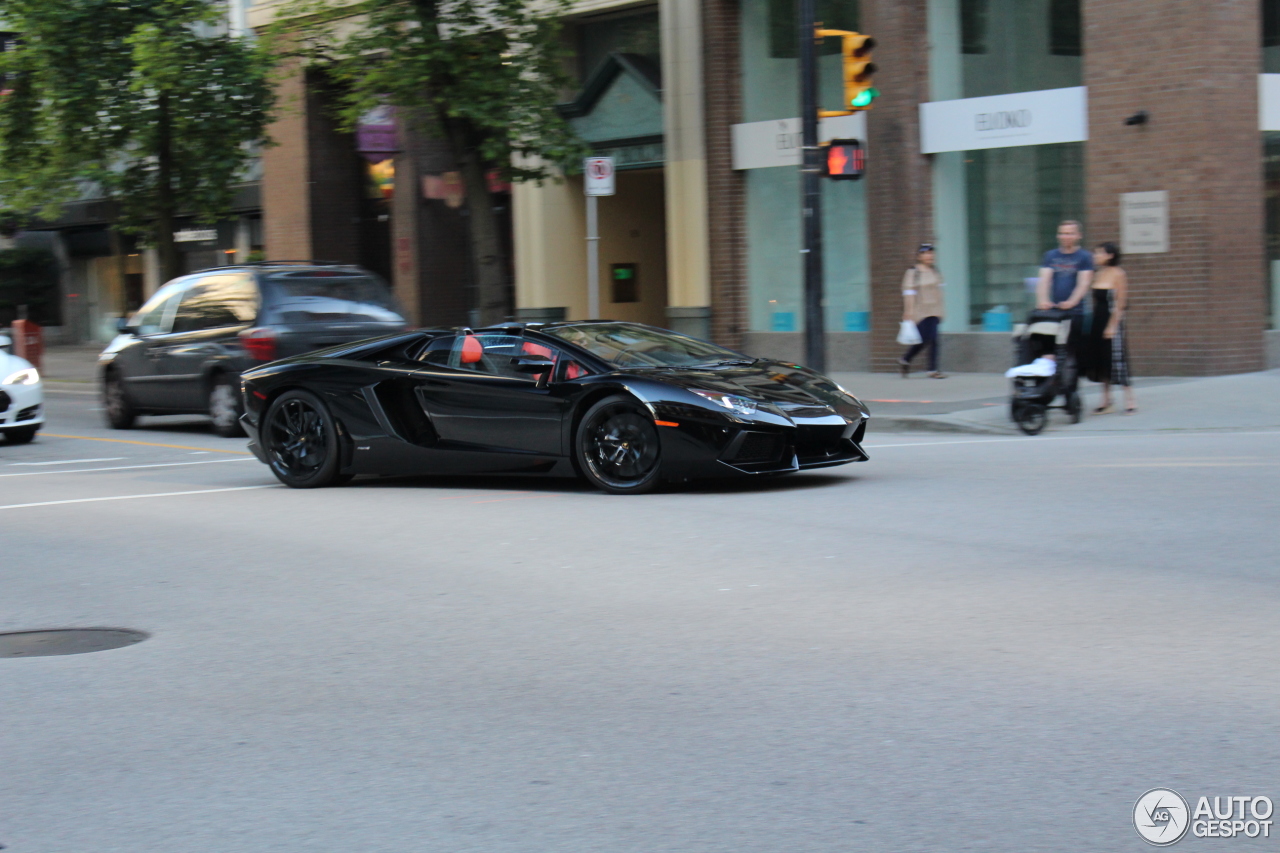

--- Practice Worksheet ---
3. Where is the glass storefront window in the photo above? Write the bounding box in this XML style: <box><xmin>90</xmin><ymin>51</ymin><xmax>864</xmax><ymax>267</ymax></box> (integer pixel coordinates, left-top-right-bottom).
<box><xmin>577</xmin><ymin>9</ymin><xmax>660</xmax><ymax>82</ymax></box>
<box><xmin>740</xmin><ymin>0</ymin><xmax>869</xmax><ymax>334</ymax></box>
<box><xmin>1265</xmin><ymin>133</ymin><xmax>1280</xmax><ymax>328</ymax></box>
<box><xmin>939</xmin><ymin>0</ymin><xmax>1082</xmax><ymax>99</ymax></box>
<box><xmin>963</xmin><ymin>142</ymin><xmax>1085</xmax><ymax>325</ymax></box>
<box><xmin>1266</xmin><ymin>0</ymin><xmax>1280</xmax><ymax>72</ymax></box>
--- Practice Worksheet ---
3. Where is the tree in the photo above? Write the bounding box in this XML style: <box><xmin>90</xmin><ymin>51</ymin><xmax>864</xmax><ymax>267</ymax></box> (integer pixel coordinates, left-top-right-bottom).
<box><xmin>269</xmin><ymin>0</ymin><xmax>588</xmax><ymax>324</ymax></box>
<box><xmin>0</xmin><ymin>0</ymin><xmax>275</xmax><ymax>281</ymax></box>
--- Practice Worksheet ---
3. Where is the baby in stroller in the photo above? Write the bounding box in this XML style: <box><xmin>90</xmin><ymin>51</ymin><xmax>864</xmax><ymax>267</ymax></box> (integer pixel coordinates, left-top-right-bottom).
<box><xmin>1005</xmin><ymin>308</ymin><xmax>1083</xmax><ymax>435</ymax></box>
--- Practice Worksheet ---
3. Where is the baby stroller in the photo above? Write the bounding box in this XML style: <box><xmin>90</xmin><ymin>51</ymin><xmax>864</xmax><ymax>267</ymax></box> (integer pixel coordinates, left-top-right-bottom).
<box><xmin>1007</xmin><ymin>308</ymin><xmax>1083</xmax><ymax>435</ymax></box>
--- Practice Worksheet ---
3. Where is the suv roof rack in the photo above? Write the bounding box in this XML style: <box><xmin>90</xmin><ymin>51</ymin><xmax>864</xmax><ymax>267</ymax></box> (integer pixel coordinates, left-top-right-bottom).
<box><xmin>250</xmin><ymin>259</ymin><xmax>350</xmax><ymax>266</ymax></box>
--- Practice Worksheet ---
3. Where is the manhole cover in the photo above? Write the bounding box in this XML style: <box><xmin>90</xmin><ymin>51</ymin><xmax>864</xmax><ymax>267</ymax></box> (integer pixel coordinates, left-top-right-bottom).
<box><xmin>0</xmin><ymin>629</ymin><xmax>149</xmax><ymax>658</ymax></box>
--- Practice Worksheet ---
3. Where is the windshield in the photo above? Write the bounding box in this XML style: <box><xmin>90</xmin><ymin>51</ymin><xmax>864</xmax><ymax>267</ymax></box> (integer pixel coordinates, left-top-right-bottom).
<box><xmin>544</xmin><ymin>323</ymin><xmax>749</xmax><ymax>368</ymax></box>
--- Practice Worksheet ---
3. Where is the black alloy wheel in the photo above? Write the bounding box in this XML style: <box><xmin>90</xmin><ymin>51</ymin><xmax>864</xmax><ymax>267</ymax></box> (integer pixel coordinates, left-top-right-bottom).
<box><xmin>1016</xmin><ymin>402</ymin><xmax>1048</xmax><ymax>436</ymax></box>
<box><xmin>209</xmin><ymin>374</ymin><xmax>246</xmax><ymax>438</ymax></box>
<box><xmin>576</xmin><ymin>394</ymin><xmax>662</xmax><ymax>494</ymax></box>
<box><xmin>103</xmin><ymin>371</ymin><xmax>137</xmax><ymax>430</ymax></box>
<box><xmin>3</xmin><ymin>426</ymin><xmax>37</xmax><ymax>444</ymax></box>
<box><xmin>263</xmin><ymin>389</ymin><xmax>343</xmax><ymax>488</ymax></box>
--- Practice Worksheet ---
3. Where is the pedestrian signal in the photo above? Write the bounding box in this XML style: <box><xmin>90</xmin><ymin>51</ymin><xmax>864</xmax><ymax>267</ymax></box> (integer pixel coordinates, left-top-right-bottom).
<box><xmin>824</xmin><ymin>139</ymin><xmax>864</xmax><ymax>180</ymax></box>
<box><xmin>815</xmin><ymin>29</ymin><xmax>878</xmax><ymax>115</ymax></box>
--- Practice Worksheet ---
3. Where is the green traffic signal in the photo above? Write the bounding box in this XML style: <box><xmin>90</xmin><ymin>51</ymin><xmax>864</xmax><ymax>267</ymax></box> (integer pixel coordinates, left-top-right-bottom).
<box><xmin>850</xmin><ymin>87</ymin><xmax>879</xmax><ymax>108</ymax></box>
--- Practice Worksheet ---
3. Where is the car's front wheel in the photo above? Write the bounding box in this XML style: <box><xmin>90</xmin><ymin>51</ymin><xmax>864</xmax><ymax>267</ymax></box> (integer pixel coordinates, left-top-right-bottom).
<box><xmin>103</xmin><ymin>371</ymin><xmax>136</xmax><ymax>430</ymax></box>
<box><xmin>262</xmin><ymin>389</ymin><xmax>342</xmax><ymax>488</ymax></box>
<box><xmin>575</xmin><ymin>395</ymin><xmax>662</xmax><ymax>494</ymax></box>
<box><xmin>3</xmin><ymin>426</ymin><xmax>37</xmax><ymax>444</ymax></box>
<box><xmin>209</xmin><ymin>374</ymin><xmax>246</xmax><ymax>438</ymax></box>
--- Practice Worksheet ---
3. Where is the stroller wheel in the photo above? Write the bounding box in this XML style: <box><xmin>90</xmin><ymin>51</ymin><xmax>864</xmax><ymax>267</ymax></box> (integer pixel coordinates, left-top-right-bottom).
<box><xmin>1066</xmin><ymin>390</ymin><xmax>1083</xmax><ymax>424</ymax></box>
<box><xmin>1016</xmin><ymin>403</ymin><xmax>1048</xmax><ymax>436</ymax></box>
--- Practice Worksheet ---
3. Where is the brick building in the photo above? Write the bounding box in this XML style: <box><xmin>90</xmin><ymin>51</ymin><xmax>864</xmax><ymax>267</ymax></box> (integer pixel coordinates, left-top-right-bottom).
<box><xmin>253</xmin><ymin>0</ymin><xmax>1280</xmax><ymax>374</ymax></box>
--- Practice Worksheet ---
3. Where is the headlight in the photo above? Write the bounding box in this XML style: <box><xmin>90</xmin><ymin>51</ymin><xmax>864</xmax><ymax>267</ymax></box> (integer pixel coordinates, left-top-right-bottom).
<box><xmin>835</xmin><ymin>383</ymin><xmax>864</xmax><ymax>406</ymax></box>
<box><xmin>2</xmin><ymin>367</ymin><xmax>39</xmax><ymax>386</ymax></box>
<box><xmin>691</xmin><ymin>389</ymin><xmax>757</xmax><ymax>416</ymax></box>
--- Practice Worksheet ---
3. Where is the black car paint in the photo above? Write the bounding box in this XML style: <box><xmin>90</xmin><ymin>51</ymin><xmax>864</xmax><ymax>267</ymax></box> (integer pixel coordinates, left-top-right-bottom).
<box><xmin>239</xmin><ymin>324</ymin><xmax>871</xmax><ymax>483</ymax></box>
<box><xmin>98</xmin><ymin>265</ymin><xmax>406</xmax><ymax>416</ymax></box>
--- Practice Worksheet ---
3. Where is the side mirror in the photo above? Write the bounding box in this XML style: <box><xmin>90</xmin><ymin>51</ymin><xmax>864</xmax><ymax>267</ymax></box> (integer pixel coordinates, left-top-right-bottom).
<box><xmin>511</xmin><ymin>356</ymin><xmax>555</xmax><ymax>374</ymax></box>
<box><xmin>116</xmin><ymin>317</ymin><xmax>132</xmax><ymax>333</ymax></box>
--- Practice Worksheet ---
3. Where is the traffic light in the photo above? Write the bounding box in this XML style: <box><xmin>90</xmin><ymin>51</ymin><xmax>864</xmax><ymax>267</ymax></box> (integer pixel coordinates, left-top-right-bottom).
<box><xmin>824</xmin><ymin>139</ymin><xmax>864</xmax><ymax>180</ymax></box>
<box><xmin>815</xmin><ymin>29</ymin><xmax>878</xmax><ymax>115</ymax></box>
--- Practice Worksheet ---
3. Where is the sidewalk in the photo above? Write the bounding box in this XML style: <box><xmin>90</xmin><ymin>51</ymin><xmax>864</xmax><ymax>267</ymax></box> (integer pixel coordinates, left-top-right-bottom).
<box><xmin>38</xmin><ymin>344</ymin><xmax>102</xmax><ymax>389</ymax></box>
<box><xmin>832</xmin><ymin>369</ymin><xmax>1280</xmax><ymax>435</ymax></box>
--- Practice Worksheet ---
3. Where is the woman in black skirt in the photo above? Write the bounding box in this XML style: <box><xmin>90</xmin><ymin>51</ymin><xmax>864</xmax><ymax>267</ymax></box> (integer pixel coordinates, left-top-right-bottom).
<box><xmin>1081</xmin><ymin>242</ymin><xmax>1136</xmax><ymax>414</ymax></box>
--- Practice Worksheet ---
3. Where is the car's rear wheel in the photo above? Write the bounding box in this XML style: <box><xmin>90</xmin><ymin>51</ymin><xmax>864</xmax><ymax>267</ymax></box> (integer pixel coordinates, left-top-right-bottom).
<box><xmin>4</xmin><ymin>426</ymin><xmax>37</xmax><ymax>444</ymax></box>
<box><xmin>263</xmin><ymin>389</ymin><xmax>342</xmax><ymax>488</ymax></box>
<box><xmin>103</xmin><ymin>371</ymin><xmax>136</xmax><ymax>430</ymax></box>
<box><xmin>209</xmin><ymin>374</ymin><xmax>246</xmax><ymax>438</ymax></box>
<box><xmin>575</xmin><ymin>395</ymin><xmax>662</xmax><ymax>494</ymax></box>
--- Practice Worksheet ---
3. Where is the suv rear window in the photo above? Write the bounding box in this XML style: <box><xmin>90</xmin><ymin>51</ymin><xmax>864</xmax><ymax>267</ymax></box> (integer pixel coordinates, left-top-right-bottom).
<box><xmin>265</xmin><ymin>272</ymin><xmax>403</xmax><ymax>323</ymax></box>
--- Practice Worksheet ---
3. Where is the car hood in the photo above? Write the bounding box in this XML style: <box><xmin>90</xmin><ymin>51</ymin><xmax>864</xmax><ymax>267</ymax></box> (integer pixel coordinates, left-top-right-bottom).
<box><xmin>625</xmin><ymin>360</ymin><xmax>869</xmax><ymax>418</ymax></box>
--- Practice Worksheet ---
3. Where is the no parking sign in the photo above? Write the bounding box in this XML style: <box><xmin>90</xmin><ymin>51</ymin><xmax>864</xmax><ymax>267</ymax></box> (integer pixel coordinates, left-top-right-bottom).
<box><xmin>584</xmin><ymin>157</ymin><xmax>615</xmax><ymax>196</ymax></box>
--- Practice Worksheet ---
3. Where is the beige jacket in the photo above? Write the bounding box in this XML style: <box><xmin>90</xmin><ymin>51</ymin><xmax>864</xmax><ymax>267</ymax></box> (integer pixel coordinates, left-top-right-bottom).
<box><xmin>902</xmin><ymin>266</ymin><xmax>945</xmax><ymax>323</ymax></box>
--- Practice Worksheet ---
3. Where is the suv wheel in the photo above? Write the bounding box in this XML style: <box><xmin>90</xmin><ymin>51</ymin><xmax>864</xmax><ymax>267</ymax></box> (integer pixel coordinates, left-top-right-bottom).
<box><xmin>209</xmin><ymin>374</ymin><xmax>246</xmax><ymax>438</ymax></box>
<box><xmin>103</xmin><ymin>372</ymin><xmax>137</xmax><ymax>430</ymax></box>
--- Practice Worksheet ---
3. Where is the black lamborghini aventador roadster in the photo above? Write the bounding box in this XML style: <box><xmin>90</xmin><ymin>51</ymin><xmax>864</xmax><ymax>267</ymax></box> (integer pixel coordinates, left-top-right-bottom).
<box><xmin>239</xmin><ymin>322</ymin><xmax>870</xmax><ymax>493</ymax></box>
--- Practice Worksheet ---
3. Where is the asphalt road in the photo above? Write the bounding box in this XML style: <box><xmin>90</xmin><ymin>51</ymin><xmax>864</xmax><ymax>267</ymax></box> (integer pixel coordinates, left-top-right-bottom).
<box><xmin>3</xmin><ymin>389</ymin><xmax>1279</xmax><ymax>852</ymax></box>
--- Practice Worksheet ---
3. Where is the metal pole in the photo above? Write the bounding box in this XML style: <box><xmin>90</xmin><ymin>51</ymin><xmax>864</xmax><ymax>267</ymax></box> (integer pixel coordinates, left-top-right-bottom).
<box><xmin>586</xmin><ymin>194</ymin><xmax>600</xmax><ymax>319</ymax></box>
<box><xmin>798</xmin><ymin>0</ymin><xmax>825</xmax><ymax>372</ymax></box>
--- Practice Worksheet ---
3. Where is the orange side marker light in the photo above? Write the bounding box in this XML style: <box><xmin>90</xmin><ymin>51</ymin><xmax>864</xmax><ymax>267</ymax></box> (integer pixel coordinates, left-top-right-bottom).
<box><xmin>654</xmin><ymin>420</ymin><xmax>680</xmax><ymax>427</ymax></box>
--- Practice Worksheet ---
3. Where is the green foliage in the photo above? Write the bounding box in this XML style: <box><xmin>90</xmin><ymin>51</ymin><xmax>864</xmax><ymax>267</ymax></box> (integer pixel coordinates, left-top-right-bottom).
<box><xmin>0</xmin><ymin>247</ymin><xmax>60</xmax><ymax>325</ymax></box>
<box><xmin>0</xmin><ymin>0</ymin><xmax>276</xmax><ymax>235</ymax></box>
<box><xmin>268</xmin><ymin>0</ymin><xmax>588</xmax><ymax>181</ymax></box>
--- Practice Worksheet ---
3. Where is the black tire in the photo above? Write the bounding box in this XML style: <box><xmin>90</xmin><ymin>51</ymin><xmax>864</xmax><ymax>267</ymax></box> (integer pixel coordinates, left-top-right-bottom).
<box><xmin>103</xmin><ymin>371</ymin><xmax>137</xmax><ymax>430</ymax></box>
<box><xmin>1066</xmin><ymin>390</ymin><xmax>1083</xmax><ymax>424</ymax></box>
<box><xmin>575</xmin><ymin>394</ymin><xmax>662</xmax><ymax>494</ymax></box>
<box><xmin>209</xmin><ymin>373</ymin><xmax>246</xmax><ymax>438</ymax></box>
<box><xmin>1016</xmin><ymin>403</ymin><xmax>1048</xmax><ymax>436</ymax></box>
<box><xmin>3</xmin><ymin>426</ymin><xmax>37</xmax><ymax>444</ymax></box>
<box><xmin>262</xmin><ymin>389</ymin><xmax>342</xmax><ymax>488</ymax></box>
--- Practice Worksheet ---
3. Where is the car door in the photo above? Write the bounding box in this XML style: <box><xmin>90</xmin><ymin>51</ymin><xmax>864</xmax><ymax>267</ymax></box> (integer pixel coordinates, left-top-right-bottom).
<box><xmin>118</xmin><ymin>284</ymin><xmax>188</xmax><ymax>409</ymax></box>
<box><xmin>412</xmin><ymin>334</ymin><xmax>570</xmax><ymax>456</ymax></box>
<box><xmin>163</xmin><ymin>274</ymin><xmax>260</xmax><ymax>409</ymax></box>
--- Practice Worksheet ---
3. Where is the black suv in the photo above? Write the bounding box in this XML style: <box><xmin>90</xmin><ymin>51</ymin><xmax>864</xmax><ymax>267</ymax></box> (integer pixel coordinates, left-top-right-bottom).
<box><xmin>100</xmin><ymin>262</ymin><xmax>407</xmax><ymax>436</ymax></box>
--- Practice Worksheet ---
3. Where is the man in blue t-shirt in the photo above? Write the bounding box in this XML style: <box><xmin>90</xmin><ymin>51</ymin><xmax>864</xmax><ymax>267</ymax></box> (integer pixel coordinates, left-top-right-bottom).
<box><xmin>1036</xmin><ymin>220</ymin><xmax>1094</xmax><ymax>314</ymax></box>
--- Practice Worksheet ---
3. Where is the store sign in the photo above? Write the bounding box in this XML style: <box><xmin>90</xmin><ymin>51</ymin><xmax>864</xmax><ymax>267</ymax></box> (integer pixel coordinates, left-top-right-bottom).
<box><xmin>1260</xmin><ymin>75</ymin><xmax>1280</xmax><ymax>130</ymax></box>
<box><xmin>1120</xmin><ymin>191</ymin><xmax>1169</xmax><ymax>254</ymax></box>
<box><xmin>173</xmin><ymin>229</ymin><xmax>217</xmax><ymax>243</ymax></box>
<box><xmin>731</xmin><ymin>113</ymin><xmax>867</xmax><ymax>170</ymax></box>
<box><xmin>918</xmin><ymin>87</ymin><xmax>1087</xmax><ymax>154</ymax></box>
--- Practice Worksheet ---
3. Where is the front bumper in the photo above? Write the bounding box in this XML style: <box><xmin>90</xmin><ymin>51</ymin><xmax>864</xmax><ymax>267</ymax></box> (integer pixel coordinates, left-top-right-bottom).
<box><xmin>240</xmin><ymin>413</ymin><xmax>267</xmax><ymax>463</ymax></box>
<box><xmin>0</xmin><ymin>382</ymin><xmax>44</xmax><ymax>431</ymax></box>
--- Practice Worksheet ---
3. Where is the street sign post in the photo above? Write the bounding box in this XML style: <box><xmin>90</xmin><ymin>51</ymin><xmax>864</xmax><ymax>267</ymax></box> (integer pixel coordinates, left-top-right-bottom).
<box><xmin>584</xmin><ymin>157</ymin><xmax>616</xmax><ymax>320</ymax></box>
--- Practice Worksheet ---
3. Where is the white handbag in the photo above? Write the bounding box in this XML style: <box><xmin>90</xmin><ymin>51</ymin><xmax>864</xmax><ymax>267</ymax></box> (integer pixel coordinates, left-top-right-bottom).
<box><xmin>897</xmin><ymin>320</ymin><xmax>922</xmax><ymax>346</ymax></box>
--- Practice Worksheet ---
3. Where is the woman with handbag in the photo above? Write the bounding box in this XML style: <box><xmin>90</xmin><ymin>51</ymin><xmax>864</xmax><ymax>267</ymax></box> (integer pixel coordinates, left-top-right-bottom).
<box><xmin>898</xmin><ymin>243</ymin><xmax>946</xmax><ymax>378</ymax></box>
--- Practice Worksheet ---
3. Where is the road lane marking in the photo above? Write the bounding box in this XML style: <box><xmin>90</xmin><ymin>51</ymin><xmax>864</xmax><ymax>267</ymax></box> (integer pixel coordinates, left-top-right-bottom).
<box><xmin>469</xmin><ymin>495</ymin><xmax>557</xmax><ymax>504</ymax></box>
<box><xmin>1083</xmin><ymin>461</ymin><xmax>1276</xmax><ymax>468</ymax></box>
<box><xmin>0</xmin><ymin>485</ymin><xmax>274</xmax><ymax>511</ymax></box>
<box><xmin>40</xmin><ymin>433</ymin><xmax>251</xmax><ymax>454</ymax></box>
<box><xmin>865</xmin><ymin>430</ymin><xmax>1280</xmax><ymax>449</ymax></box>
<box><xmin>0</xmin><ymin>457</ymin><xmax>256</xmax><ymax>478</ymax></box>
<box><xmin>8</xmin><ymin>457</ymin><xmax>125</xmax><ymax>466</ymax></box>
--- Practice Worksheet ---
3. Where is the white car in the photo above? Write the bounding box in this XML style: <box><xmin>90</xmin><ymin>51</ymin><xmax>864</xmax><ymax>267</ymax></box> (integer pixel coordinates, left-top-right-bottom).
<box><xmin>0</xmin><ymin>334</ymin><xmax>43</xmax><ymax>444</ymax></box>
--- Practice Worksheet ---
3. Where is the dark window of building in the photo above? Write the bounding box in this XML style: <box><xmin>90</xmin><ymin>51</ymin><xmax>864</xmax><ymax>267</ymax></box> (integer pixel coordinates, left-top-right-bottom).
<box><xmin>1048</xmin><ymin>0</ymin><xmax>1082</xmax><ymax>56</ymax></box>
<box><xmin>960</xmin><ymin>0</ymin><xmax>988</xmax><ymax>55</ymax></box>
<box><xmin>578</xmin><ymin>10</ymin><xmax>660</xmax><ymax>82</ymax></box>
<box><xmin>611</xmin><ymin>263</ymin><xmax>639</xmax><ymax>303</ymax></box>
<box><xmin>1264</xmin><ymin>0</ymin><xmax>1280</xmax><ymax>71</ymax></box>
<box><xmin>768</xmin><ymin>0</ymin><xmax>859</xmax><ymax>59</ymax></box>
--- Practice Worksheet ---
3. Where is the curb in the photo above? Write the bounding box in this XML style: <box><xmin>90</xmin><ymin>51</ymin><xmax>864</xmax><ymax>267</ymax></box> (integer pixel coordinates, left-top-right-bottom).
<box><xmin>867</xmin><ymin>415</ymin><xmax>1016</xmax><ymax>435</ymax></box>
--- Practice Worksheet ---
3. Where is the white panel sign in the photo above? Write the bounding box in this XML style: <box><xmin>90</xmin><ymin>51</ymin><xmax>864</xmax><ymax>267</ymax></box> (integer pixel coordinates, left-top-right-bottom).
<box><xmin>918</xmin><ymin>86</ymin><xmax>1088</xmax><ymax>154</ymax></box>
<box><xmin>1120</xmin><ymin>191</ymin><xmax>1169</xmax><ymax>255</ymax></box>
<box><xmin>584</xmin><ymin>157</ymin><xmax>615</xmax><ymax>196</ymax></box>
<box><xmin>174</xmin><ymin>229</ymin><xmax>217</xmax><ymax>243</ymax></box>
<box><xmin>1260</xmin><ymin>74</ymin><xmax>1280</xmax><ymax>131</ymax></box>
<box><xmin>731</xmin><ymin>113</ymin><xmax>868</xmax><ymax>170</ymax></box>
